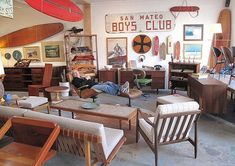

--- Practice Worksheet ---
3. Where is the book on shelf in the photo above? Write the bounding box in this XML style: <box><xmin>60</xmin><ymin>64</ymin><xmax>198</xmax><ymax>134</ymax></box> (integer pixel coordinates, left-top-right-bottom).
<box><xmin>191</xmin><ymin>73</ymin><xmax>209</xmax><ymax>79</ymax></box>
<box><xmin>171</xmin><ymin>69</ymin><xmax>182</xmax><ymax>72</ymax></box>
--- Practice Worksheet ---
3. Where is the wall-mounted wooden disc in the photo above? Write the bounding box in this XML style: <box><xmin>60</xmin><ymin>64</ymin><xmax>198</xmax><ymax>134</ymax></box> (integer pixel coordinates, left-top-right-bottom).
<box><xmin>133</xmin><ymin>34</ymin><xmax>152</xmax><ymax>54</ymax></box>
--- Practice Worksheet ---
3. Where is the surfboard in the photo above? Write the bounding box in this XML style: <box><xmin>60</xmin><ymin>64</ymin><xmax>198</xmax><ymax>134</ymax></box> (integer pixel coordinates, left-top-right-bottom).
<box><xmin>174</xmin><ymin>41</ymin><xmax>180</xmax><ymax>60</ymax></box>
<box><xmin>159</xmin><ymin>42</ymin><xmax>166</xmax><ymax>60</ymax></box>
<box><xmin>25</xmin><ymin>0</ymin><xmax>83</xmax><ymax>22</ymax></box>
<box><xmin>153</xmin><ymin>36</ymin><xmax>159</xmax><ymax>55</ymax></box>
<box><xmin>167</xmin><ymin>35</ymin><xmax>173</xmax><ymax>54</ymax></box>
<box><xmin>0</xmin><ymin>23</ymin><xmax>64</xmax><ymax>48</ymax></box>
<box><xmin>208</xmin><ymin>9</ymin><xmax>231</xmax><ymax>71</ymax></box>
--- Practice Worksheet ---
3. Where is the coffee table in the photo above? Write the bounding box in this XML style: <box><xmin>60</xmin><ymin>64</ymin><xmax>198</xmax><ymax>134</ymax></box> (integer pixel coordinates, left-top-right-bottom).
<box><xmin>50</xmin><ymin>99</ymin><xmax>137</xmax><ymax>130</ymax></box>
<box><xmin>45</xmin><ymin>86</ymin><xmax>69</xmax><ymax>102</ymax></box>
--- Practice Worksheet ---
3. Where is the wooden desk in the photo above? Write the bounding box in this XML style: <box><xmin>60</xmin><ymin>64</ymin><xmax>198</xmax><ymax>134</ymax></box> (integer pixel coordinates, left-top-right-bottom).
<box><xmin>119</xmin><ymin>68</ymin><xmax>165</xmax><ymax>91</ymax></box>
<box><xmin>188</xmin><ymin>75</ymin><xmax>228</xmax><ymax>114</ymax></box>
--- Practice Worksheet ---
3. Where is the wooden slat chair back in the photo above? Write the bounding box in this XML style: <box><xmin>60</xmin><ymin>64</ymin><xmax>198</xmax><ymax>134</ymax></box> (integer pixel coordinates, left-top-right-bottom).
<box><xmin>28</xmin><ymin>63</ymin><xmax>53</xmax><ymax>96</ymax></box>
<box><xmin>136</xmin><ymin>101</ymin><xmax>201</xmax><ymax>166</ymax></box>
<box><xmin>0</xmin><ymin>116</ymin><xmax>60</xmax><ymax>166</ymax></box>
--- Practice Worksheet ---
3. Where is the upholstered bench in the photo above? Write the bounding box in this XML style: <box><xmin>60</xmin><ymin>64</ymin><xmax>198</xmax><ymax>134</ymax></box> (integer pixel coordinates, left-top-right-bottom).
<box><xmin>156</xmin><ymin>94</ymin><xmax>194</xmax><ymax>107</ymax></box>
<box><xmin>16</xmin><ymin>96</ymin><xmax>50</xmax><ymax>113</ymax></box>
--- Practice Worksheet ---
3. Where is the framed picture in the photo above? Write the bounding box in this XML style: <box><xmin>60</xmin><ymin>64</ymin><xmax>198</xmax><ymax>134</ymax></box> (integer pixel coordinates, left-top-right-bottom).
<box><xmin>106</xmin><ymin>37</ymin><xmax>127</xmax><ymax>68</ymax></box>
<box><xmin>183</xmin><ymin>44</ymin><xmax>202</xmax><ymax>59</ymax></box>
<box><xmin>23</xmin><ymin>46</ymin><xmax>41</xmax><ymax>62</ymax></box>
<box><xmin>183</xmin><ymin>24</ymin><xmax>203</xmax><ymax>41</ymax></box>
<box><xmin>41</xmin><ymin>41</ymin><xmax>65</xmax><ymax>62</ymax></box>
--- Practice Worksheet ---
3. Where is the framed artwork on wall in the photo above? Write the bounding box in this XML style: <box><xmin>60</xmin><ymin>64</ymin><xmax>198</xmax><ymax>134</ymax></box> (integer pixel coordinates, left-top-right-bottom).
<box><xmin>183</xmin><ymin>44</ymin><xmax>202</xmax><ymax>59</ymax></box>
<box><xmin>41</xmin><ymin>41</ymin><xmax>65</xmax><ymax>62</ymax></box>
<box><xmin>23</xmin><ymin>46</ymin><xmax>41</xmax><ymax>62</ymax></box>
<box><xmin>106</xmin><ymin>37</ymin><xmax>127</xmax><ymax>68</ymax></box>
<box><xmin>183</xmin><ymin>24</ymin><xmax>203</xmax><ymax>41</ymax></box>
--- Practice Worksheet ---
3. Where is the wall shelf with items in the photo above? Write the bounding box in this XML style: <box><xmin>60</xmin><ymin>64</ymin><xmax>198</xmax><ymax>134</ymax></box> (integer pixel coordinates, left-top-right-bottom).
<box><xmin>64</xmin><ymin>34</ymin><xmax>98</xmax><ymax>77</ymax></box>
<box><xmin>168</xmin><ymin>62</ymin><xmax>200</xmax><ymax>94</ymax></box>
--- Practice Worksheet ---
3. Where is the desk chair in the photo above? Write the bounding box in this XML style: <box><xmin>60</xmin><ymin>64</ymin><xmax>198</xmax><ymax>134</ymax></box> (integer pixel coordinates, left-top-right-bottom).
<box><xmin>133</xmin><ymin>69</ymin><xmax>152</xmax><ymax>95</ymax></box>
<box><xmin>28</xmin><ymin>64</ymin><xmax>53</xmax><ymax>98</ymax></box>
<box><xmin>221</xmin><ymin>46</ymin><xmax>234</xmax><ymax>75</ymax></box>
<box><xmin>210</xmin><ymin>47</ymin><xmax>225</xmax><ymax>74</ymax></box>
<box><xmin>0</xmin><ymin>116</ymin><xmax>60</xmax><ymax>166</ymax></box>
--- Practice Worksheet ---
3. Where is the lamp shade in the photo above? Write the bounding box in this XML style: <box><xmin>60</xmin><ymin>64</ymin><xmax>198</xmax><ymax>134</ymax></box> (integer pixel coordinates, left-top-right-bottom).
<box><xmin>0</xmin><ymin>53</ymin><xmax>5</xmax><ymax>75</ymax></box>
<box><xmin>210</xmin><ymin>23</ymin><xmax>222</xmax><ymax>33</ymax></box>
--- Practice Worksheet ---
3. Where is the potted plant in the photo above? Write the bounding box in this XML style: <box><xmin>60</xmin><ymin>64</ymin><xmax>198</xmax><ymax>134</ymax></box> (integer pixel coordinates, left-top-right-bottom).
<box><xmin>59</xmin><ymin>69</ymin><xmax>70</xmax><ymax>97</ymax></box>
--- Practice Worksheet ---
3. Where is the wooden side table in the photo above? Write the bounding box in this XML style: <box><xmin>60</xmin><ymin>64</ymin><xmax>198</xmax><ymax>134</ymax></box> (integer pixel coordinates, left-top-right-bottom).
<box><xmin>45</xmin><ymin>86</ymin><xmax>69</xmax><ymax>102</ymax></box>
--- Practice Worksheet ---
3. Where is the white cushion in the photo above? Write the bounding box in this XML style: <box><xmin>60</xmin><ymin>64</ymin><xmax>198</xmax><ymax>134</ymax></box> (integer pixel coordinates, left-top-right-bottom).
<box><xmin>104</xmin><ymin>127</ymin><xmax>124</xmax><ymax>159</ymax></box>
<box><xmin>157</xmin><ymin>94</ymin><xmax>194</xmax><ymax>104</ymax></box>
<box><xmin>0</xmin><ymin>105</ymin><xmax>28</xmax><ymax>118</ymax></box>
<box><xmin>17</xmin><ymin>96</ymin><xmax>48</xmax><ymax>109</ymax></box>
<box><xmin>139</xmin><ymin>117</ymin><xmax>155</xmax><ymax>142</ymax></box>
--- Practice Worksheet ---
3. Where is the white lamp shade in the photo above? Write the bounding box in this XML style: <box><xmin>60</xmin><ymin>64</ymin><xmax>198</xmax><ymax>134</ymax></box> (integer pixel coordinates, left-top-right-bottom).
<box><xmin>210</xmin><ymin>23</ymin><xmax>222</xmax><ymax>33</ymax></box>
<box><xmin>0</xmin><ymin>54</ymin><xmax>5</xmax><ymax>75</ymax></box>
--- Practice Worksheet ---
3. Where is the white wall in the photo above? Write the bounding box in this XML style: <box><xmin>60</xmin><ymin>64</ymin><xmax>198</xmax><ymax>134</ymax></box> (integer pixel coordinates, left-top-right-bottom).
<box><xmin>91</xmin><ymin>0</ymin><xmax>224</xmax><ymax>69</ymax></box>
<box><xmin>0</xmin><ymin>0</ymin><xmax>84</xmax><ymax>67</ymax></box>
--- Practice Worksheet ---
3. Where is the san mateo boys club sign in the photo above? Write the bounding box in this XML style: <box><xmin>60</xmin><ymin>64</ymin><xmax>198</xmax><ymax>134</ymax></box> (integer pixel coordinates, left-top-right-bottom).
<box><xmin>105</xmin><ymin>11</ymin><xmax>175</xmax><ymax>33</ymax></box>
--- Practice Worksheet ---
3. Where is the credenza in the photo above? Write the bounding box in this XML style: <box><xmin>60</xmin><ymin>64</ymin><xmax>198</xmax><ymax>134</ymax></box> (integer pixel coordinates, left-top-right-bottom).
<box><xmin>3</xmin><ymin>66</ymin><xmax>66</xmax><ymax>91</ymax></box>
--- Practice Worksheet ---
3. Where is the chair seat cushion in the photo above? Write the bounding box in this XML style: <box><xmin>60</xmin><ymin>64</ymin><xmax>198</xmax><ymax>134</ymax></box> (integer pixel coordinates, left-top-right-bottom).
<box><xmin>17</xmin><ymin>96</ymin><xmax>48</xmax><ymax>109</ymax></box>
<box><xmin>104</xmin><ymin>127</ymin><xmax>124</xmax><ymax>159</ymax></box>
<box><xmin>157</xmin><ymin>94</ymin><xmax>194</xmax><ymax>105</ymax></box>
<box><xmin>119</xmin><ymin>89</ymin><xmax>142</xmax><ymax>98</ymax></box>
<box><xmin>135</xmin><ymin>79</ymin><xmax>152</xmax><ymax>85</ymax></box>
<box><xmin>139</xmin><ymin>117</ymin><xmax>155</xmax><ymax>143</ymax></box>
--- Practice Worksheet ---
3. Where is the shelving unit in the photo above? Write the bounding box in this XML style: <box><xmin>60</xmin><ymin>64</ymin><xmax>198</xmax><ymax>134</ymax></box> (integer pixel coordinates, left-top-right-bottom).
<box><xmin>64</xmin><ymin>33</ymin><xmax>98</xmax><ymax>77</ymax></box>
<box><xmin>168</xmin><ymin>62</ymin><xmax>200</xmax><ymax>94</ymax></box>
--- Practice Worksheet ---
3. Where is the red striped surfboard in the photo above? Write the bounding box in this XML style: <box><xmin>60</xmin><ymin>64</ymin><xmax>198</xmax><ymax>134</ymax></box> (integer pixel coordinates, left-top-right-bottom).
<box><xmin>153</xmin><ymin>36</ymin><xmax>159</xmax><ymax>55</ymax></box>
<box><xmin>25</xmin><ymin>0</ymin><xmax>84</xmax><ymax>22</ymax></box>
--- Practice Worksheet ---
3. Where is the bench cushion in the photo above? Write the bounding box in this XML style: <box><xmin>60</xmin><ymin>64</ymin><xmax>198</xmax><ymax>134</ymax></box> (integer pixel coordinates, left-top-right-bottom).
<box><xmin>17</xmin><ymin>96</ymin><xmax>48</xmax><ymax>109</ymax></box>
<box><xmin>0</xmin><ymin>105</ymin><xmax>28</xmax><ymax>118</ymax></box>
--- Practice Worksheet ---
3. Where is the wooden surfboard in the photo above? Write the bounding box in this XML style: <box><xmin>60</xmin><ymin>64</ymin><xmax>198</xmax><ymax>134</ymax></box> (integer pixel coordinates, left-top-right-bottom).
<box><xmin>159</xmin><ymin>42</ymin><xmax>166</xmax><ymax>60</ymax></box>
<box><xmin>153</xmin><ymin>36</ymin><xmax>159</xmax><ymax>55</ymax></box>
<box><xmin>167</xmin><ymin>35</ymin><xmax>173</xmax><ymax>54</ymax></box>
<box><xmin>25</xmin><ymin>0</ymin><xmax>83</xmax><ymax>22</ymax></box>
<box><xmin>174</xmin><ymin>41</ymin><xmax>180</xmax><ymax>60</ymax></box>
<box><xmin>208</xmin><ymin>9</ymin><xmax>231</xmax><ymax>71</ymax></box>
<box><xmin>0</xmin><ymin>23</ymin><xmax>64</xmax><ymax>48</ymax></box>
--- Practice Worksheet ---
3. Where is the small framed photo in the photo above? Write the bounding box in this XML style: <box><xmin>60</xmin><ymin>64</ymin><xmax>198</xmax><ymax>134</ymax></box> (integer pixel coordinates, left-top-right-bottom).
<box><xmin>183</xmin><ymin>24</ymin><xmax>203</xmax><ymax>41</ymax></box>
<box><xmin>183</xmin><ymin>44</ymin><xmax>202</xmax><ymax>59</ymax></box>
<box><xmin>23</xmin><ymin>46</ymin><xmax>41</xmax><ymax>62</ymax></box>
<box><xmin>41</xmin><ymin>41</ymin><xmax>65</xmax><ymax>62</ymax></box>
<box><xmin>106</xmin><ymin>37</ymin><xmax>127</xmax><ymax>68</ymax></box>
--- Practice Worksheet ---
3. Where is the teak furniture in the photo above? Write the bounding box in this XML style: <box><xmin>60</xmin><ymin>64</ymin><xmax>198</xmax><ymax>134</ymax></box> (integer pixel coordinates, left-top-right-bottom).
<box><xmin>119</xmin><ymin>68</ymin><xmax>165</xmax><ymax>92</ymax></box>
<box><xmin>136</xmin><ymin>102</ymin><xmax>201</xmax><ymax>166</ymax></box>
<box><xmin>188</xmin><ymin>75</ymin><xmax>228</xmax><ymax>114</ymax></box>
<box><xmin>3</xmin><ymin>65</ymin><xmax>66</xmax><ymax>91</ymax></box>
<box><xmin>50</xmin><ymin>99</ymin><xmax>137</xmax><ymax>130</ymax></box>
<box><xmin>168</xmin><ymin>62</ymin><xmax>200</xmax><ymax>94</ymax></box>
<box><xmin>99</xmin><ymin>69</ymin><xmax>118</xmax><ymax>83</ymax></box>
<box><xmin>45</xmin><ymin>86</ymin><xmax>69</xmax><ymax>102</ymax></box>
<box><xmin>0</xmin><ymin>116</ymin><xmax>60</xmax><ymax>166</ymax></box>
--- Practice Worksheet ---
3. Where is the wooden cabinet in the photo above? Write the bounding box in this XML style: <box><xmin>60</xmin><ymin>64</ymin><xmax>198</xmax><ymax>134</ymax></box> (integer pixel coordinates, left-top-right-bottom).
<box><xmin>168</xmin><ymin>62</ymin><xmax>200</xmax><ymax>93</ymax></box>
<box><xmin>64</xmin><ymin>34</ymin><xmax>98</xmax><ymax>77</ymax></box>
<box><xmin>99</xmin><ymin>69</ymin><xmax>118</xmax><ymax>83</ymax></box>
<box><xmin>3</xmin><ymin>66</ymin><xmax>66</xmax><ymax>91</ymax></box>
<box><xmin>119</xmin><ymin>69</ymin><xmax>165</xmax><ymax>91</ymax></box>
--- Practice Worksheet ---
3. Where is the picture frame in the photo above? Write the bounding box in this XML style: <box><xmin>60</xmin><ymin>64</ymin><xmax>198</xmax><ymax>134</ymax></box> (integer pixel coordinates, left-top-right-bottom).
<box><xmin>41</xmin><ymin>41</ymin><xmax>65</xmax><ymax>62</ymax></box>
<box><xmin>106</xmin><ymin>37</ymin><xmax>127</xmax><ymax>68</ymax></box>
<box><xmin>183</xmin><ymin>44</ymin><xmax>202</xmax><ymax>59</ymax></box>
<box><xmin>23</xmin><ymin>46</ymin><xmax>41</xmax><ymax>62</ymax></box>
<box><xmin>183</xmin><ymin>24</ymin><xmax>203</xmax><ymax>41</ymax></box>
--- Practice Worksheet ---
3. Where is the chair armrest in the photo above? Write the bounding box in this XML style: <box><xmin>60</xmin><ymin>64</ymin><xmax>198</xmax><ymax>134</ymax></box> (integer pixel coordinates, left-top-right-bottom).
<box><xmin>138</xmin><ymin>109</ymin><xmax>154</xmax><ymax>127</ymax></box>
<box><xmin>0</xmin><ymin>118</ymin><xmax>12</xmax><ymax>140</ymax></box>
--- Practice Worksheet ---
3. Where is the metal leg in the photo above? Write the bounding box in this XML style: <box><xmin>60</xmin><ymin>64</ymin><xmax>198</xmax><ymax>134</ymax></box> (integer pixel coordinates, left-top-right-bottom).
<box><xmin>72</xmin><ymin>112</ymin><xmax>74</xmax><ymax>119</ymax></box>
<box><xmin>129</xmin><ymin>119</ymin><xmax>131</xmax><ymax>130</ymax></box>
<box><xmin>58</xmin><ymin>110</ymin><xmax>61</xmax><ymax>116</ymax></box>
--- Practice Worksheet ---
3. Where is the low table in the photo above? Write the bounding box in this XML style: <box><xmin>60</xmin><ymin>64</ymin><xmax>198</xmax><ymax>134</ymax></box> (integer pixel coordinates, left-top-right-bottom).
<box><xmin>45</xmin><ymin>86</ymin><xmax>69</xmax><ymax>102</ymax></box>
<box><xmin>50</xmin><ymin>99</ymin><xmax>137</xmax><ymax>130</ymax></box>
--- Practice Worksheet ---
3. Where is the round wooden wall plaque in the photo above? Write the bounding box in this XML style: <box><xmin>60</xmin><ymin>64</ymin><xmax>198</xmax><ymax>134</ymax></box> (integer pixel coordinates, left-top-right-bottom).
<box><xmin>133</xmin><ymin>34</ymin><xmax>152</xmax><ymax>54</ymax></box>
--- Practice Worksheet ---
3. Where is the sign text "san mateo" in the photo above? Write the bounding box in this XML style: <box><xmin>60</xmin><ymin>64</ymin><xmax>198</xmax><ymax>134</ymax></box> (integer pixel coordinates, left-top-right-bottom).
<box><xmin>105</xmin><ymin>12</ymin><xmax>175</xmax><ymax>33</ymax></box>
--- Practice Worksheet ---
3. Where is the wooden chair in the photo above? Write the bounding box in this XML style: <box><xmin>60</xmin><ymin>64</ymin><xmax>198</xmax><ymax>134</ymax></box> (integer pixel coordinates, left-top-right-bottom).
<box><xmin>28</xmin><ymin>63</ymin><xmax>53</xmax><ymax>97</ymax></box>
<box><xmin>136</xmin><ymin>101</ymin><xmax>201</xmax><ymax>166</ymax></box>
<box><xmin>0</xmin><ymin>116</ymin><xmax>60</xmax><ymax>166</ymax></box>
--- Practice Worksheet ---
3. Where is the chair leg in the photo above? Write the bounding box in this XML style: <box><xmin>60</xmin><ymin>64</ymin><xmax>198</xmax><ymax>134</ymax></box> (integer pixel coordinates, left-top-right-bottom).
<box><xmin>128</xmin><ymin>97</ymin><xmax>131</xmax><ymax>107</ymax></box>
<box><xmin>194</xmin><ymin>121</ymin><xmax>198</xmax><ymax>159</ymax></box>
<box><xmin>154</xmin><ymin>143</ymin><xmax>158</xmax><ymax>166</ymax></box>
<box><xmin>136</xmin><ymin>128</ymin><xmax>139</xmax><ymax>143</ymax></box>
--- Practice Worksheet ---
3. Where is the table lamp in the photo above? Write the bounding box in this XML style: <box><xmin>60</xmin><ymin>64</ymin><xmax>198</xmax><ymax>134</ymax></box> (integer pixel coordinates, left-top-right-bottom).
<box><xmin>210</xmin><ymin>23</ymin><xmax>222</xmax><ymax>46</ymax></box>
